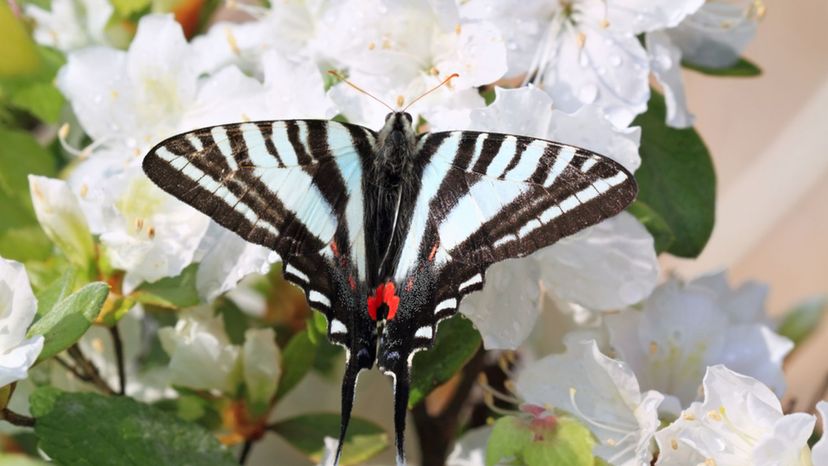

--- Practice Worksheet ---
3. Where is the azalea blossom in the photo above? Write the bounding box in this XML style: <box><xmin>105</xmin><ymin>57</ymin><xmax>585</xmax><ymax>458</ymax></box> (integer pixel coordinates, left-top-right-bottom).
<box><xmin>516</xmin><ymin>339</ymin><xmax>663</xmax><ymax>466</ymax></box>
<box><xmin>159</xmin><ymin>306</ymin><xmax>242</xmax><ymax>394</ymax></box>
<box><xmin>242</xmin><ymin>328</ymin><xmax>281</xmax><ymax>411</ymax></box>
<box><xmin>430</xmin><ymin>86</ymin><xmax>658</xmax><ymax>349</ymax></box>
<box><xmin>462</xmin><ymin>0</ymin><xmax>704</xmax><ymax>127</ymax></box>
<box><xmin>0</xmin><ymin>258</ymin><xmax>44</xmax><ymax>388</ymax></box>
<box><xmin>647</xmin><ymin>0</ymin><xmax>764</xmax><ymax>127</ymax></box>
<box><xmin>813</xmin><ymin>401</ymin><xmax>828</xmax><ymax>465</ymax></box>
<box><xmin>605</xmin><ymin>273</ymin><xmax>792</xmax><ymax>408</ymax></box>
<box><xmin>655</xmin><ymin>365</ymin><xmax>814</xmax><ymax>466</ymax></box>
<box><xmin>25</xmin><ymin>0</ymin><xmax>113</xmax><ymax>52</ymax></box>
<box><xmin>28</xmin><ymin>175</ymin><xmax>95</xmax><ymax>267</ymax></box>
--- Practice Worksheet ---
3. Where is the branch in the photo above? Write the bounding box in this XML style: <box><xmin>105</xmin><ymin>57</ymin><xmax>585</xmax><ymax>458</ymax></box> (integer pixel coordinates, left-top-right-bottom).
<box><xmin>238</xmin><ymin>439</ymin><xmax>254</xmax><ymax>465</ymax></box>
<box><xmin>109</xmin><ymin>325</ymin><xmax>127</xmax><ymax>395</ymax></box>
<box><xmin>68</xmin><ymin>345</ymin><xmax>117</xmax><ymax>396</ymax></box>
<box><xmin>412</xmin><ymin>348</ymin><xmax>487</xmax><ymax>466</ymax></box>
<box><xmin>1</xmin><ymin>408</ymin><xmax>35</xmax><ymax>427</ymax></box>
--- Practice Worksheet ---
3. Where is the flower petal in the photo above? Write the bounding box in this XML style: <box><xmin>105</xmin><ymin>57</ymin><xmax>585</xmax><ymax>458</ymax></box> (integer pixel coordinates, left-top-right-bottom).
<box><xmin>646</xmin><ymin>31</ymin><xmax>695</xmax><ymax>129</ymax></box>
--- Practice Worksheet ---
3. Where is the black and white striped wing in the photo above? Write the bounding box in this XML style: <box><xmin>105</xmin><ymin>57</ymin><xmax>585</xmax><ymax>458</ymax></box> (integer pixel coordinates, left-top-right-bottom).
<box><xmin>142</xmin><ymin>120</ymin><xmax>374</xmax><ymax>343</ymax></box>
<box><xmin>384</xmin><ymin>130</ymin><xmax>637</xmax><ymax>354</ymax></box>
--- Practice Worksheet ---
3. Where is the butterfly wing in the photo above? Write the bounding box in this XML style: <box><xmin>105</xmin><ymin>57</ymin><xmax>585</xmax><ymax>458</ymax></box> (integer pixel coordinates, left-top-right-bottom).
<box><xmin>376</xmin><ymin>130</ymin><xmax>637</xmax><ymax>462</ymax></box>
<box><xmin>143</xmin><ymin>120</ymin><xmax>378</xmax><ymax>464</ymax></box>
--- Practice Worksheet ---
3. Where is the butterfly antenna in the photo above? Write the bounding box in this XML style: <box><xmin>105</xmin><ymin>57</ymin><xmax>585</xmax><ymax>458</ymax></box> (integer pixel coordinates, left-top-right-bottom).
<box><xmin>402</xmin><ymin>73</ymin><xmax>460</xmax><ymax>113</ymax></box>
<box><xmin>334</xmin><ymin>354</ymin><xmax>361</xmax><ymax>465</ymax></box>
<box><xmin>328</xmin><ymin>70</ymin><xmax>395</xmax><ymax>113</ymax></box>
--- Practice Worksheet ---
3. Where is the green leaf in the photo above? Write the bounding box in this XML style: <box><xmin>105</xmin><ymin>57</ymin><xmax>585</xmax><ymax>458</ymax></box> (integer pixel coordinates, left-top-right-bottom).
<box><xmin>111</xmin><ymin>0</ymin><xmax>151</xmax><ymax>17</ymax></box>
<box><xmin>682</xmin><ymin>57</ymin><xmax>761</xmax><ymax>77</ymax></box>
<box><xmin>626</xmin><ymin>200</ymin><xmax>675</xmax><ymax>254</ymax></box>
<box><xmin>275</xmin><ymin>330</ymin><xmax>317</xmax><ymax>400</ymax></box>
<box><xmin>27</xmin><ymin>282</ymin><xmax>109</xmax><ymax>362</ymax></box>
<box><xmin>486</xmin><ymin>415</ymin><xmax>595</xmax><ymax>466</ymax></box>
<box><xmin>0</xmin><ymin>454</ymin><xmax>50</xmax><ymax>466</ymax></box>
<box><xmin>409</xmin><ymin>314</ymin><xmax>481</xmax><ymax>408</ymax></box>
<box><xmin>8</xmin><ymin>82</ymin><xmax>64</xmax><ymax>123</ymax></box>
<box><xmin>269</xmin><ymin>413</ymin><xmax>387</xmax><ymax>465</ymax></box>
<box><xmin>0</xmin><ymin>127</ymin><xmax>56</xmax><ymax>202</ymax></box>
<box><xmin>0</xmin><ymin>225</ymin><xmax>52</xmax><ymax>262</ymax></box>
<box><xmin>35</xmin><ymin>267</ymin><xmax>76</xmax><ymax>317</ymax></box>
<box><xmin>307</xmin><ymin>311</ymin><xmax>328</xmax><ymax>345</ymax></box>
<box><xmin>134</xmin><ymin>264</ymin><xmax>200</xmax><ymax>309</ymax></box>
<box><xmin>0</xmin><ymin>4</ymin><xmax>40</xmax><ymax>77</ymax></box>
<box><xmin>778</xmin><ymin>296</ymin><xmax>827</xmax><ymax>346</ymax></box>
<box><xmin>30</xmin><ymin>387</ymin><xmax>237</xmax><ymax>466</ymax></box>
<box><xmin>633</xmin><ymin>91</ymin><xmax>716</xmax><ymax>258</ymax></box>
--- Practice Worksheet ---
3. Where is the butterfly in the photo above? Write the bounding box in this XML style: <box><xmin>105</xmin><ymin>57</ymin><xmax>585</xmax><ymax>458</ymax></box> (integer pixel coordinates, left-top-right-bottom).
<box><xmin>142</xmin><ymin>77</ymin><xmax>637</xmax><ymax>465</ymax></box>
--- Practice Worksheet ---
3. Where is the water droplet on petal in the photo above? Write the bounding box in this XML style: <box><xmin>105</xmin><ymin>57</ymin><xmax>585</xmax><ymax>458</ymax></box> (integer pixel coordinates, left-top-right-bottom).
<box><xmin>610</xmin><ymin>55</ymin><xmax>622</xmax><ymax>67</ymax></box>
<box><xmin>579</xmin><ymin>84</ymin><xmax>598</xmax><ymax>104</ymax></box>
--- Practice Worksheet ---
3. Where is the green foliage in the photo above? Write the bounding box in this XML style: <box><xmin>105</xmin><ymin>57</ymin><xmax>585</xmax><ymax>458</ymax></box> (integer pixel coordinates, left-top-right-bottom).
<box><xmin>134</xmin><ymin>264</ymin><xmax>201</xmax><ymax>309</ymax></box>
<box><xmin>112</xmin><ymin>0</ymin><xmax>152</xmax><ymax>18</ymax></box>
<box><xmin>30</xmin><ymin>387</ymin><xmax>237</xmax><ymax>466</ymax></box>
<box><xmin>683</xmin><ymin>57</ymin><xmax>761</xmax><ymax>77</ymax></box>
<box><xmin>633</xmin><ymin>91</ymin><xmax>716</xmax><ymax>258</ymax></box>
<box><xmin>269</xmin><ymin>413</ymin><xmax>387</xmax><ymax>465</ymax></box>
<box><xmin>0</xmin><ymin>46</ymin><xmax>66</xmax><ymax>123</ymax></box>
<box><xmin>409</xmin><ymin>314</ymin><xmax>481</xmax><ymax>408</ymax></box>
<box><xmin>0</xmin><ymin>127</ymin><xmax>57</xmax><ymax>262</ymax></box>
<box><xmin>778</xmin><ymin>296</ymin><xmax>827</xmax><ymax>346</ymax></box>
<box><xmin>35</xmin><ymin>267</ymin><xmax>76</xmax><ymax>317</ymax></box>
<box><xmin>486</xmin><ymin>415</ymin><xmax>596</xmax><ymax>466</ymax></box>
<box><xmin>28</xmin><ymin>282</ymin><xmax>109</xmax><ymax>362</ymax></box>
<box><xmin>626</xmin><ymin>200</ymin><xmax>676</xmax><ymax>254</ymax></box>
<box><xmin>0</xmin><ymin>4</ymin><xmax>40</xmax><ymax>77</ymax></box>
<box><xmin>275</xmin><ymin>330</ymin><xmax>317</xmax><ymax>401</ymax></box>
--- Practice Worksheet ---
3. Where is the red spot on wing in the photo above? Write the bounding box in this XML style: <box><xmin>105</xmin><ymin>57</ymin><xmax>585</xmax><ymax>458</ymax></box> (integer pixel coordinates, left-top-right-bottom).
<box><xmin>428</xmin><ymin>241</ymin><xmax>439</xmax><ymax>262</ymax></box>
<box><xmin>330</xmin><ymin>241</ymin><xmax>339</xmax><ymax>257</ymax></box>
<box><xmin>366</xmin><ymin>281</ymin><xmax>401</xmax><ymax>321</ymax></box>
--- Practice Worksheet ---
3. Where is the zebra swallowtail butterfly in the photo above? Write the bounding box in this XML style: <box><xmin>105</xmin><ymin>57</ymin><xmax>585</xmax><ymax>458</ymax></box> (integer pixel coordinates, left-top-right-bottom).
<box><xmin>142</xmin><ymin>79</ymin><xmax>636</xmax><ymax>465</ymax></box>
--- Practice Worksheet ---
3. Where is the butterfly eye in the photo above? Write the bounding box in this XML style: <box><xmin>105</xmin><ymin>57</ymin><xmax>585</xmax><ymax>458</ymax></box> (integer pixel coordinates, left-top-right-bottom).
<box><xmin>403</xmin><ymin>112</ymin><xmax>413</xmax><ymax>123</ymax></box>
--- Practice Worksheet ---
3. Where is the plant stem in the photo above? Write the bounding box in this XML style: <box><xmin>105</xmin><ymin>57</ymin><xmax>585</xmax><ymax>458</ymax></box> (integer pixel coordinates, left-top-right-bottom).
<box><xmin>0</xmin><ymin>408</ymin><xmax>35</xmax><ymax>427</ymax></box>
<box><xmin>109</xmin><ymin>325</ymin><xmax>127</xmax><ymax>395</ymax></box>
<box><xmin>68</xmin><ymin>345</ymin><xmax>117</xmax><ymax>396</ymax></box>
<box><xmin>412</xmin><ymin>348</ymin><xmax>486</xmax><ymax>466</ymax></box>
<box><xmin>238</xmin><ymin>439</ymin><xmax>254</xmax><ymax>465</ymax></box>
<box><xmin>54</xmin><ymin>355</ymin><xmax>92</xmax><ymax>382</ymax></box>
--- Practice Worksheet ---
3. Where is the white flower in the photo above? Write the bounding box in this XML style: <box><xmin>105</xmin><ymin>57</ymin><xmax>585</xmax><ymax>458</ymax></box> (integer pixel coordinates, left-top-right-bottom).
<box><xmin>28</xmin><ymin>175</ymin><xmax>94</xmax><ymax>267</ymax></box>
<box><xmin>159</xmin><ymin>307</ymin><xmax>241</xmax><ymax>394</ymax></box>
<box><xmin>430</xmin><ymin>87</ymin><xmax>658</xmax><ymax>350</ymax></box>
<box><xmin>25</xmin><ymin>0</ymin><xmax>112</xmax><ymax>52</ymax></box>
<box><xmin>0</xmin><ymin>259</ymin><xmax>44</xmax><ymax>388</ymax></box>
<box><xmin>446</xmin><ymin>426</ymin><xmax>490</xmax><ymax>466</ymax></box>
<box><xmin>646</xmin><ymin>0</ymin><xmax>763</xmax><ymax>128</ymax></box>
<box><xmin>90</xmin><ymin>166</ymin><xmax>211</xmax><ymax>292</ymax></box>
<box><xmin>242</xmin><ymin>328</ymin><xmax>281</xmax><ymax>411</ymax></box>
<box><xmin>516</xmin><ymin>339</ymin><xmax>663</xmax><ymax>466</ymax></box>
<box><xmin>813</xmin><ymin>401</ymin><xmax>828</xmax><ymax>465</ymax></box>
<box><xmin>462</xmin><ymin>0</ymin><xmax>704</xmax><ymax>127</ymax></box>
<box><xmin>655</xmin><ymin>365</ymin><xmax>814</xmax><ymax>466</ymax></box>
<box><xmin>605</xmin><ymin>274</ymin><xmax>792</xmax><ymax>408</ymax></box>
<box><xmin>325</xmin><ymin>0</ymin><xmax>507</xmax><ymax>127</ymax></box>
<box><xmin>195</xmin><ymin>226</ymin><xmax>278</xmax><ymax>302</ymax></box>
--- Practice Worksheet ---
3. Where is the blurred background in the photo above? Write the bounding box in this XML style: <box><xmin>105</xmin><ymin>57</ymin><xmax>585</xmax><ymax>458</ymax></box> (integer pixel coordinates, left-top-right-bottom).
<box><xmin>660</xmin><ymin>0</ymin><xmax>828</xmax><ymax>413</ymax></box>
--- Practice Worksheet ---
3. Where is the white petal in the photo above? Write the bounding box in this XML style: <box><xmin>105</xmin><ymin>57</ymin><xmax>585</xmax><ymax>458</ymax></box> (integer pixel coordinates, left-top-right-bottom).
<box><xmin>538</xmin><ymin>212</ymin><xmax>659</xmax><ymax>311</ymax></box>
<box><xmin>196</xmin><ymin>227</ymin><xmax>278</xmax><ymax>301</ymax></box>
<box><xmin>517</xmin><ymin>339</ymin><xmax>660</xmax><ymax>466</ymax></box>
<box><xmin>432</xmin><ymin>21</ymin><xmax>507</xmax><ymax>89</ymax></box>
<box><xmin>717</xmin><ymin>325</ymin><xmax>792</xmax><ymax>398</ymax></box>
<box><xmin>538</xmin><ymin>24</ymin><xmax>650</xmax><ymax>127</ymax></box>
<box><xmin>57</xmin><ymin>46</ymin><xmax>132</xmax><ymax>141</ymax></box>
<box><xmin>667</xmin><ymin>0</ymin><xmax>759</xmax><ymax>69</ymax></box>
<box><xmin>446</xmin><ymin>426</ymin><xmax>490</xmax><ymax>466</ymax></box>
<box><xmin>184</xmin><ymin>65</ymin><xmax>270</xmax><ymax>128</ymax></box>
<box><xmin>646</xmin><ymin>31</ymin><xmax>695</xmax><ymax>129</ymax></box>
<box><xmin>689</xmin><ymin>270</ymin><xmax>770</xmax><ymax>325</ymax></box>
<box><xmin>813</xmin><ymin>401</ymin><xmax>828</xmax><ymax>465</ymax></box>
<box><xmin>0</xmin><ymin>336</ymin><xmax>44</xmax><ymax>387</ymax></box>
<box><xmin>752</xmin><ymin>412</ymin><xmax>815</xmax><ymax>466</ymax></box>
<box><xmin>242</xmin><ymin>328</ymin><xmax>281</xmax><ymax>408</ymax></box>
<box><xmin>604</xmin><ymin>0</ymin><xmax>705</xmax><ymax>34</ymax></box>
<box><xmin>261</xmin><ymin>51</ymin><xmax>338</xmax><ymax>120</ymax></box>
<box><xmin>29</xmin><ymin>175</ymin><xmax>94</xmax><ymax>266</ymax></box>
<box><xmin>460</xmin><ymin>257</ymin><xmax>541</xmax><ymax>350</ymax></box>
<box><xmin>0</xmin><ymin>259</ymin><xmax>38</xmax><ymax>355</ymax></box>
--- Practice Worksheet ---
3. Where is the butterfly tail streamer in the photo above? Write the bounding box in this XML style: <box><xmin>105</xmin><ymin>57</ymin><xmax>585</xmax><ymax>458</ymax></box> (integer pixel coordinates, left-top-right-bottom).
<box><xmin>390</xmin><ymin>363</ymin><xmax>410</xmax><ymax>466</ymax></box>
<box><xmin>334</xmin><ymin>355</ymin><xmax>362</xmax><ymax>466</ymax></box>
